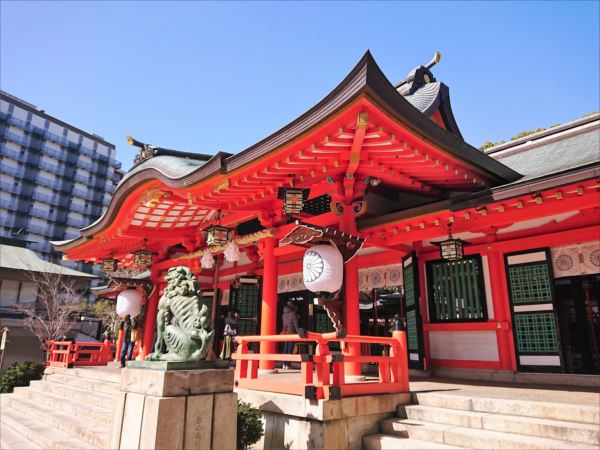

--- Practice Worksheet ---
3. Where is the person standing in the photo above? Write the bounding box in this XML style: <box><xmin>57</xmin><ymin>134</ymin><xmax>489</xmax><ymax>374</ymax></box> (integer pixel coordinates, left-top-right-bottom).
<box><xmin>220</xmin><ymin>310</ymin><xmax>238</xmax><ymax>359</ymax></box>
<box><xmin>120</xmin><ymin>315</ymin><xmax>135</xmax><ymax>368</ymax></box>
<box><xmin>281</xmin><ymin>301</ymin><xmax>299</xmax><ymax>370</ymax></box>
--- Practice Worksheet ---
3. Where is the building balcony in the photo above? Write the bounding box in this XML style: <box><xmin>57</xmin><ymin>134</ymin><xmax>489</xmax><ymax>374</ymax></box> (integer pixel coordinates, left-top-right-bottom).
<box><xmin>32</xmin><ymin>191</ymin><xmax>60</xmax><ymax>205</ymax></box>
<box><xmin>2</xmin><ymin>130</ymin><xmax>30</xmax><ymax>146</ymax></box>
<box><xmin>36</xmin><ymin>176</ymin><xmax>60</xmax><ymax>190</ymax></box>
<box><xmin>27</xmin><ymin>223</ymin><xmax>52</xmax><ymax>236</ymax></box>
<box><xmin>38</xmin><ymin>161</ymin><xmax>63</xmax><ymax>174</ymax></box>
<box><xmin>0</xmin><ymin>165</ymin><xmax>24</xmax><ymax>178</ymax></box>
<box><xmin>0</xmin><ymin>199</ymin><xmax>17</xmax><ymax>210</ymax></box>
<box><xmin>0</xmin><ymin>181</ymin><xmax>19</xmax><ymax>193</ymax></box>
<box><xmin>0</xmin><ymin>145</ymin><xmax>25</xmax><ymax>162</ymax></box>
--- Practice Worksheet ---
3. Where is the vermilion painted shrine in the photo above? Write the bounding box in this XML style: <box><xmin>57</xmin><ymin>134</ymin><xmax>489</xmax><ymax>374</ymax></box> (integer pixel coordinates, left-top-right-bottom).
<box><xmin>53</xmin><ymin>51</ymin><xmax>600</xmax><ymax>381</ymax></box>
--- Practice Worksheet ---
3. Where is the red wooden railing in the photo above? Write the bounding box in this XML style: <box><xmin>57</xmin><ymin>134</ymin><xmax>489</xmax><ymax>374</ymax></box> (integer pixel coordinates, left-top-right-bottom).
<box><xmin>233</xmin><ymin>330</ymin><xmax>409</xmax><ymax>400</ymax></box>
<box><xmin>45</xmin><ymin>340</ymin><xmax>116</xmax><ymax>368</ymax></box>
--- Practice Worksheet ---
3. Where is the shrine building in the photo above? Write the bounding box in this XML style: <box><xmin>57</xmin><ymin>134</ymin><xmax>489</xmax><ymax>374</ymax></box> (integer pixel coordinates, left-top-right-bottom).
<box><xmin>53</xmin><ymin>51</ymin><xmax>600</xmax><ymax>379</ymax></box>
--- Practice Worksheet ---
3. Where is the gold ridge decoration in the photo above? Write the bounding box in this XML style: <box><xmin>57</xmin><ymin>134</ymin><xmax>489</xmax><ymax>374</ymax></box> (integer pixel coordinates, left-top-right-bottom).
<box><xmin>176</xmin><ymin>228</ymin><xmax>276</xmax><ymax>260</ymax></box>
<box><xmin>139</xmin><ymin>188</ymin><xmax>167</xmax><ymax>208</ymax></box>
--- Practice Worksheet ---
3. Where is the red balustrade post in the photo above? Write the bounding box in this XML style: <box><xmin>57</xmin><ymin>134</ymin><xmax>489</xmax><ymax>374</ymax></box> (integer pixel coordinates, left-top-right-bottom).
<box><xmin>314</xmin><ymin>338</ymin><xmax>330</xmax><ymax>399</ymax></box>
<box><xmin>115</xmin><ymin>329</ymin><xmax>124</xmax><ymax>362</ymax></box>
<box><xmin>102</xmin><ymin>339</ymin><xmax>112</xmax><ymax>364</ymax></box>
<box><xmin>234</xmin><ymin>340</ymin><xmax>249</xmax><ymax>381</ymax></box>
<box><xmin>392</xmin><ymin>319</ymin><xmax>410</xmax><ymax>392</ymax></box>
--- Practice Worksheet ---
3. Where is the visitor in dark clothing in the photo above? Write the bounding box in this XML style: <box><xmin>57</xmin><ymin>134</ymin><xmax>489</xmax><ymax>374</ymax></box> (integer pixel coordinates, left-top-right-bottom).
<box><xmin>281</xmin><ymin>302</ymin><xmax>299</xmax><ymax>370</ymax></box>
<box><xmin>120</xmin><ymin>315</ymin><xmax>136</xmax><ymax>368</ymax></box>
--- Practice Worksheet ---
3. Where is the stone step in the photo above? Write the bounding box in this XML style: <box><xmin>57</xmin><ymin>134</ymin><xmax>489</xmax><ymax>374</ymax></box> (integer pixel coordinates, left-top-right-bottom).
<box><xmin>0</xmin><ymin>406</ymin><xmax>98</xmax><ymax>450</ymax></box>
<box><xmin>11</xmin><ymin>385</ymin><xmax>113</xmax><ymax>427</ymax></box>
<box><xmin>45</xmin><ymin>366</ymin><xmax>122</xmax><ymax>384</ymax></box>
<box><xmin>1</xmin><ymin>396</ymin><xmax>110</xmax><ymax>448</ymax></box>
<box><xmin>414</xmin><ymin>392</ymin><xmax>600</xmax><ymax>425</ymax></box>
<box><xmin>400</xmin><ymin>405</ymin><xmax>487</xmax><ymax>428</ymax></box>
<box><xmin>363</xmin><ymin>434</ymin><xmax>463</xmax><ymax>449</ymax></box>
<box><xmin>0</xmin><ymin>420</ymin><xmax>43</xmax><ymax>450</ymax></box>
<box><xmin>45</xmin><ymin>372</ymin><xmax>120</xmax><ymax>394</ymax></box>
<box><xmin>380</xmin><ymin>418</ymin><xmax>598</xmax><ymax>449</ymax></box>
<box><xmin>380</xmin><ymin>418</ymin><xmax>452</xmax><ymax>443</ymax></box>
<box><xmin>27</xmin><ymin>379</ymin><xmax>115</xmax><ymax>409</ymax></box>
<box><xmin>482</xmin><ymin>411</ymin><xmax>600</xmax><ymax>446</ymax></box>
<box><xmin>442</xmin><ymin>425</ymin><xmax>597</xmax><ymax>449</ymax></box>
<box><xmin>399</xmin><ymin>404</ymin><xmax>599</xmax><ymax>445</ymax></box>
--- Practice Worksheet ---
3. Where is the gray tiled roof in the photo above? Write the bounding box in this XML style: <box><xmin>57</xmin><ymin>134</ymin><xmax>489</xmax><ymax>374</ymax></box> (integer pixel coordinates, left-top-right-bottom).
<box><xmin>119</xmin><ymin>155</ymin><xmax>208</xmax><ymax>187</ymax></box>
<box><xmin>0</xmin><ymin>244</ymin><xmax>96</xmax><ymax>278</ymax></box>
<box><xmin>403</xmin><ymin>82</ymin><xmax>443</xmax><ymax>116</ymax></box>
<box><xmin>492</xmin><ymin>124</ymin><xmax>600</xmax><ymax>182</ymax></box>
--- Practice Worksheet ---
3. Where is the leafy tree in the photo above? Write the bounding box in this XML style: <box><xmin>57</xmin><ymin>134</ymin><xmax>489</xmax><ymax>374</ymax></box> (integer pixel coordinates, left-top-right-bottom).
<box><xmin>0</xmin><ymin>361</ymin><xmax>46</xmax><ymax>393</ymax></box>
<box><xmin>237</xmin><ymin>401</ymin><xmax>264</xmax><ymax>450</ymax></box>
<box><xmin>86</xmin><ymin>299</ymin><xmax>119</xmax><ymax>339</ymax></box>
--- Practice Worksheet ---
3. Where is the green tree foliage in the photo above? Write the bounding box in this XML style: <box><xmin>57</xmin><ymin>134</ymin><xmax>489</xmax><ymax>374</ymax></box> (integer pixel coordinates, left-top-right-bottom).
<box><xmin>0</xmin><ymin>361</ymin><xmax>46</xmax><ymax>393</ymax></box>
<box><xmin>237</xmin><ymin>401</ymin><xmax>264</xmax><ymax>450</ymax></box>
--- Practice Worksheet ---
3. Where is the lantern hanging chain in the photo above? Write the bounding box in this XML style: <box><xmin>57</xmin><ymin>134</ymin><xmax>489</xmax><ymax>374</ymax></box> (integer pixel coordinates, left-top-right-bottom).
<box><xmin>447</xmin><ymin>223</ymin><xmax>454</xmax><ymax>240</ymax></box>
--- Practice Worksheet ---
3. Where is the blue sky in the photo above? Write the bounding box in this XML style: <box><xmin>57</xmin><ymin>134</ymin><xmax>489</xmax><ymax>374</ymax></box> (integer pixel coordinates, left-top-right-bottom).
<box><xmin>1</xmin><ymin>1</ymin><xmax>599</xmax><ymax>170</ymax></box>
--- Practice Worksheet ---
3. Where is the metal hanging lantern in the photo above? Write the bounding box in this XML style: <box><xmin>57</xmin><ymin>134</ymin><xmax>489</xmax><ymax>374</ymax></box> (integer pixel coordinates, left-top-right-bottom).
<box><xmin>101</xmin><ymin>258</ymin><xmax>118</xmax><ymax>273</ymax></box>
<box><xmin>133</xmin><ymin>239</ymin><xmax>154</xmax><ymax>268</ymax></box>
<box><xmin>205</xmin><ymin>224</ymin><xmax>232</xmax><ymax>246</ymax></box>
<box><xmin>278</xmin><ymin>187</ymin><xmax>309</xmax><ymax>215</ymax></box>
<box><xmin>433</xmin><ymin>225</ymin><xmax>468</xmax><ymax>261</ymax></box>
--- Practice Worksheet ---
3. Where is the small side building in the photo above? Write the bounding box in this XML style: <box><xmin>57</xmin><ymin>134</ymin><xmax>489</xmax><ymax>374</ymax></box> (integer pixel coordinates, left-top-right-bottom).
<box><xmin>0</xmin><ymin>240</ymin><xmax>96</xmax><ymax>369</ymax></box>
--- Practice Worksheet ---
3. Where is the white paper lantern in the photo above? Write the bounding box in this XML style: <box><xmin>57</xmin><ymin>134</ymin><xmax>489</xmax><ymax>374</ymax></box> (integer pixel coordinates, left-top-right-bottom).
<box><xmin>201</xmin><ymin>251</ymin><xmax>215</xmax><ymax>269</ymax></box>
<box><xmin>116</xmin><ymin>289</ymin><xmax>143</xmax><ymax>318</ymax></box>
<box><xmin>303</xmin><ymin>244</ymin><xmax>343</xmax><ymax>294</ymax></box>
<box><xmin>224</xmin><ymin>241</ymin><xmax>240</xmax><ymax>262</ymax></box>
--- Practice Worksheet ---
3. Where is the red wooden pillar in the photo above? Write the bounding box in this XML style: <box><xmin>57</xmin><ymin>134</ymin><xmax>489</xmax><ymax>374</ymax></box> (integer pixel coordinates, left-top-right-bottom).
<box><xmin>259</xmin><ymin>237</ymin><xmax>278</xmax><ymax>370</ymax></box>
<box><xmin>487</xmin><ymin>249</ymin><xmax>516</xmax><ymax>371</ymax></box>
<box><xmin>340</xmin><ymin>205</ymin><xmax>362</xmax><ymax>376</ymax></box>
<box><xmin>141</xmin><ymin>266</ymin><xmax>161</xmax><ymax>360</ymax></box>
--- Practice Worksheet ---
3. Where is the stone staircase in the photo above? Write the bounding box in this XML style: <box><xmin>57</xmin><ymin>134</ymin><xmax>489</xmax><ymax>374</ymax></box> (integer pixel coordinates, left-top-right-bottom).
<box><xmin>363</xmin><ymin>391</ymin><xmax>600</xmax><ymax>450</ymax></box>
<box><xmin>0</xmin><ymin>367</ymin><xmax>120</xmax><ymax>450</ymax></box>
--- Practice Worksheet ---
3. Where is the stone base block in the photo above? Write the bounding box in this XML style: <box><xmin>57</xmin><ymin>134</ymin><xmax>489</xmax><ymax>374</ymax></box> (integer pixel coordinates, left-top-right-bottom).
<box><xmin>127</xmin><ymin>359</ymin><xmax>230</xmax><ymax>371</ymax></box>
<box><xmin>112</xmin><ymin>368</ymin><xmax>237</xmax><ymax>450</ymax></box>
<box><xmin>237</xmin><ymin>389</ymin><xmax>410</xmax><ymax>450</ymax></box>
<box><xmin>121</xmin><ymin>366</ymin><xmax>234</xmax><ymax>397</ymax></box>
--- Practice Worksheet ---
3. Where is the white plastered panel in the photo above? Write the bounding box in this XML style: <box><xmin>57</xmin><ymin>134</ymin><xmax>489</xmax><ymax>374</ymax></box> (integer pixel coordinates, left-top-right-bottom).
<box><xmin>429</xmin><ymin>330</ymin><xmax>499</xmax><ymax>361</ymax></box>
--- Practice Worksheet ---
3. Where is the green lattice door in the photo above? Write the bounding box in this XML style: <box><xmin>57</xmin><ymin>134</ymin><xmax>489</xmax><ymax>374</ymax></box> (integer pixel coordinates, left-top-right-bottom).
<box><xmin>505</xmin><ymin>249</ymin><xmax>562</xmax><ymax>372</ymax></box>
<box><xmin>230</xmin><ymin>276</ymin><xmax>262</xmax><ymax>336</ymax></box>
<box><xmin>403</xmin><ymin>252</ymin><xmax>424</xmax><ymax>369</ymax></box>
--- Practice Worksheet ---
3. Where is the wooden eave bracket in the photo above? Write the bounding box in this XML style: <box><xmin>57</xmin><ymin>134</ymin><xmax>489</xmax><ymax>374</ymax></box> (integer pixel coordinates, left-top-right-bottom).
<box><xmin>279</xmin><ymin>222</ymin><xmax>365</xmax><ymax>262</ymax></box>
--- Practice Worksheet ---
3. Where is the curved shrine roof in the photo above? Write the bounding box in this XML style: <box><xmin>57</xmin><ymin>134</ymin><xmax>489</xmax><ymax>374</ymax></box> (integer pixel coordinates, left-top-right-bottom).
<box><xmin>53</xmin><ymin>51</ymin><xmax>522</xmax><ymax>259</ymax></box>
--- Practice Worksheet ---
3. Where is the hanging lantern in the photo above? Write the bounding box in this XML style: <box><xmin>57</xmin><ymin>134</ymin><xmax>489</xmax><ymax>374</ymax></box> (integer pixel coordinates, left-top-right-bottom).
<box><xmin>224</xmin><ymin>241</ymin><xmax>240</xmax><ymax>262</ymax></box>
<box><xmin>116</xmin><ymin>289</ymin><xmax>143</xmax><ymax>318</ymax></box>
<box><xmin>101</xmin><ymin>258</ymin><xmax>118</xmax><ymax>273</ymax></box>
<box><xmin>201</xmin><ymin>251</ymin><xmax>215</xmax><ymax>269</ymax></box>
<box><xmin>278</xmin><ymin>187</ymin><xmax>310</xmax><ymax>215</ymax></box>
<box><xmin>303</xmin><ymin>244</ymin><xmax>343</xmax><ymax>294</ymax></box>
<box><xmin>133</xmin><ymin>248</ymin><xmax>154</xmax><ymax>268</ymax></box>
<box><xmin>205</xmin><ymin>224</ymin><xmax>232</xmax><ymax>247</ymax></box>
<box><xmin>433</xmin><ymin>225</ymin><xmax>468</xmax><ymax>261</ymax></box>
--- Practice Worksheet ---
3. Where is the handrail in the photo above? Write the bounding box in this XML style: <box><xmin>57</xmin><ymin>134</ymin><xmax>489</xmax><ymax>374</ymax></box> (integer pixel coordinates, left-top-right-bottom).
<box><xmin>45</xmin><ymin>340</ymin><xmax>116</xmax><ymax>368</ymax></box>
<box><xmin>233</xmin><ymin>331</ymin><xmax>409</xmax><ymax>400</ymax></box>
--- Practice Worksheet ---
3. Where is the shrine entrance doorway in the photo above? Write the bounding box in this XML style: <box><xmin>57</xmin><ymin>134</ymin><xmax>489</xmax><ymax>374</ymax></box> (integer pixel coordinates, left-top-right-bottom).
<box><xmin>555</xmin><ymin>274</ymin><xmax>600</xmax><ymax>375</ymax></box>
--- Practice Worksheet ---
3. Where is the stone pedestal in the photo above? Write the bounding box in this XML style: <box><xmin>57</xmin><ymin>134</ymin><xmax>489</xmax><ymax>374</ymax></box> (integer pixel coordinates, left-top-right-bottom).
<box><xmin>236</xmin><ymin>389</ymin><xmax>410</xmax><ymax>450</ymax></box>
<box><xmin>111</xmin><ymin>367</ymin><xmax>237</xmax><ymax>450</ymax></box>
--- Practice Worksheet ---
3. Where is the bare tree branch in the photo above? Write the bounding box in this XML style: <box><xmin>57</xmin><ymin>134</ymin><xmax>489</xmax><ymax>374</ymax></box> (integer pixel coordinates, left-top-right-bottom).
<box><xmin>15</xmin><ymin>267</ymin><xmax>87</xmax><ymax>349</ymax></box>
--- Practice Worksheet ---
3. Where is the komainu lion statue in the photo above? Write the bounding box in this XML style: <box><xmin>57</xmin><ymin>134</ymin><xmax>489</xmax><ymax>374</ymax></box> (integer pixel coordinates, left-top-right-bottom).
<box><xmin>147</xmin><ymin>266</ymin><xmax>214</xmax><ymax>361</ymax></box>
